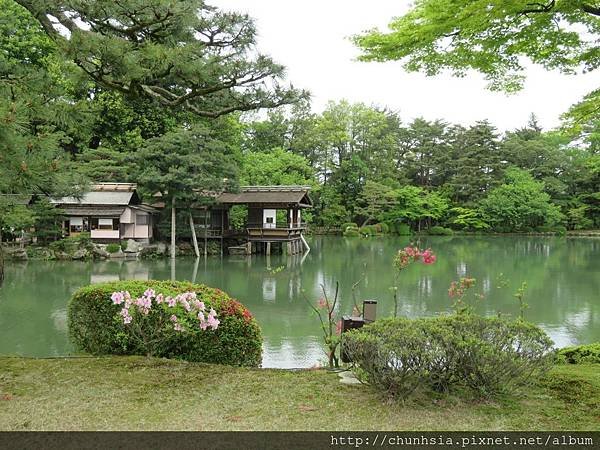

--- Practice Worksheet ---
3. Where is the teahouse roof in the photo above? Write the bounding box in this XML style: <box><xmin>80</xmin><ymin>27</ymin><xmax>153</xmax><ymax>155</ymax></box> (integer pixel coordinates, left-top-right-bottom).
<box><xmin>51</xmin><ymin>183</ymin><xmax>140</xmax><ymax>206</ymax></box>
<box><xmin>216</xmin><ymin>186</ymin><xmax>312</xmax><ymax>208</ymax></box>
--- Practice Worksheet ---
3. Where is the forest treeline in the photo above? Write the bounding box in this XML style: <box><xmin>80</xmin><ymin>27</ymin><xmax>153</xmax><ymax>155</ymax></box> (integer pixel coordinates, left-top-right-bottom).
<box><xmin>1</xmin><ymin>0</ymin><xmax>599</xmax><ymax>240</ymax></box>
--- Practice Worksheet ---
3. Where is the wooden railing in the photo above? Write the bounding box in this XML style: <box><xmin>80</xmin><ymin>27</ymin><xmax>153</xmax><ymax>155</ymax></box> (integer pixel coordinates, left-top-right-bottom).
<box><xmin>246</xmin><ymin>227</ymin><xmax>304</xmax><ymax>241</ymax></box>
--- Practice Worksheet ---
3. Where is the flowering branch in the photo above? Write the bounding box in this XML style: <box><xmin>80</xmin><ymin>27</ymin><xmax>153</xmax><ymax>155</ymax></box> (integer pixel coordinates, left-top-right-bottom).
<box><xmin>392</xmin><ymin>245</ymin><xmax>437</xmax><ymax>317</ymax></box>
<box><xmin>304</xmin><ymin>282</ymin><xmax>342</xmax><ymax>368</ymax></box>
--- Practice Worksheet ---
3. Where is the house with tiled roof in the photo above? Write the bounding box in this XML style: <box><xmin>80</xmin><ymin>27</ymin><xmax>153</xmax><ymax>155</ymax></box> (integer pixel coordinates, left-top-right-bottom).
<box><xmin>50</xmin><ymin>183</ymin><xmax>159</xmax><ymax>243</ymax></box>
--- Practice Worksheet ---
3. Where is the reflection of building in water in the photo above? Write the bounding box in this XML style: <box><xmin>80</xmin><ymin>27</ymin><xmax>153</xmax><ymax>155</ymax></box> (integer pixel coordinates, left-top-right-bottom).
<box><xmin>122</xmin><ymin>261</ymin><xmax>150</xmax><ymax>280</ymax></box>
<box><xmin>90</xmin><ymin>273</ymin><xmax>121</xmax><ymax>284</ymax></box>
<box><xmin>90</xmin><ymin>261</ymin><xmax>150</xmax><ymax>284</ymax></box>
<box><xmin>482</xmin><ymin>277</ymin><xmax>491</xmax><ymax>294</ymax></box>
<box><xmin>456</xmin><ymin>262</ymin><xmax>467</xmax><ymax>277</ymax></box>
<box><xmin>262</xmin><ymin>277</ymin><xmax>276</xmax><ymax>302</ymax></box>
<box><xmin>418</xmin><ymin>275</ymin><xmax>433</xmax><ymax>296</ymax></box>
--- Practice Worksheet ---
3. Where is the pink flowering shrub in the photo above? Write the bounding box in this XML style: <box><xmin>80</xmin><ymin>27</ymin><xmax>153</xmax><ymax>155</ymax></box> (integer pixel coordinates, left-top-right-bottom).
<box><xmin>68</xmin><ymin>280</ymin><xmax>262</xmax><ymax>366</ymax></box>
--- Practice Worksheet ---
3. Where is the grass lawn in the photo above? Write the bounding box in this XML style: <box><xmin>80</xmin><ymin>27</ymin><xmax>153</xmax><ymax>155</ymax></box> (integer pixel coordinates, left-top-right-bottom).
<box><xmin>0</xmin><ymin>356</ymin><xmax>598</xmax><ymax>431</ymax></box>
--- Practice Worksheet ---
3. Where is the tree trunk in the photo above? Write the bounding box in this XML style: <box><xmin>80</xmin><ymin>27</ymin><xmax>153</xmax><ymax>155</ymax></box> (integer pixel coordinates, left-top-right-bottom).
<box><xmin>170</xmin><ymin>197</ymin><xmax>176</xmax><ymax>259</ymax></box>
<box><xmin>189</xmin><ymin>213</ymin><xmax>200</xmax><ymax>258</ymax></box>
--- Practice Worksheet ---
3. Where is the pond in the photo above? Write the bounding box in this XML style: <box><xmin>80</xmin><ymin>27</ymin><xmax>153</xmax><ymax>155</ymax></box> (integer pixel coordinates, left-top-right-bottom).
<box><xmin>1</xmin><ymin>236</ymin><xmax>599</xmax><ymax>368</ymax></box>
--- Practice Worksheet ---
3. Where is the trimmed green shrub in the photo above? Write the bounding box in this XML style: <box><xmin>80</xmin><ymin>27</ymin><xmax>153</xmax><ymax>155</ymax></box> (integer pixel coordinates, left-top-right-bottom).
<box><xmin>49</xmin><ymin>233</ymin><xmax>93</xmax><ymax>253</ymax></box>
<box><xmin>105</xmin><ymin>243</ymin><xmax>121</xmax><ymax>254</ymax></box>
<box><xmin>359</xmin><ymin>225</ymin><xmax>378</xmax><ymax>236</ymax></box>
<box><xmin>535</xmin><ymin>225</ymin><xmax>567</xmax><ymax>236</ymax></box>
<box><xmin>428</xmin><ymin>226</ymin><xmax>454</xmax><ymax>236</ymax></box>
<box><xmin>389</xmin><ymin>222</ymin><xmax>411</xmax><ymax>235</ymax></box>
<box><xmin>344</xmin><ymin>315</ymin><xmax>553</xmax><ymax>398</ymax></box>
<box><xmin>343</xmin><ymin>228</ymin><xmax>360</xmax><ymax>237</ymax></box>
<box><xmin>341</xmin><ymin>222</ymin><xmax>358</xmax><ymax>232</ymax></box>
<box><xmin>68</xmin><ymin>280</ymin><xmax>262</xmax><ymax>367</ymax></box>
<box><xmin>376</xmin><ymin>222</ymin><xmax>390</xmax><ymax>234</ymax></box>
<box><xmin>556</xmin><ymin>343</ymin><xmax>600</xmax><ymax>365</ymax></box>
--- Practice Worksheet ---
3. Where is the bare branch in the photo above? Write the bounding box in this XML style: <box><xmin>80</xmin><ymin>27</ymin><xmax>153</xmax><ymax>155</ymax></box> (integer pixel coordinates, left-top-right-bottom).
<box><xmin>520</xmin><ymin>0</ymin><xmax>555</xmax><ymax>15</ymax></box>
<box><xmin>582</xmin><ymin>3</ymin><xmax>600</xmax><ymax>16</ymax></box>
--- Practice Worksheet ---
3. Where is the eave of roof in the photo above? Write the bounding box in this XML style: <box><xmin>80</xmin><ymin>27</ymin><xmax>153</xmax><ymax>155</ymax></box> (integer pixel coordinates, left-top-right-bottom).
<box><xmin>60</xmin><ymin>206</ymin><xmax>126</xmax><ymax>217</ymax></box>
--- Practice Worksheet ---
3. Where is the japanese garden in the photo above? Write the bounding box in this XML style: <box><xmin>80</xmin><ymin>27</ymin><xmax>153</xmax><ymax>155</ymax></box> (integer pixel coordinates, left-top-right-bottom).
<box><xmin>0</xmin><ymin>0</ymin><xmax>599</xmax><ymax>436</ymax></box>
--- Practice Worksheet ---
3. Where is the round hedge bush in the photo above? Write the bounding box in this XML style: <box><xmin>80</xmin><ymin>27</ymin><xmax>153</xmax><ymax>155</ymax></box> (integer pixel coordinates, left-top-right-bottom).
<box><xmin>68</xmin><ymin>280</ymin><xmax>262</xmax><ymax>367</ymax></box>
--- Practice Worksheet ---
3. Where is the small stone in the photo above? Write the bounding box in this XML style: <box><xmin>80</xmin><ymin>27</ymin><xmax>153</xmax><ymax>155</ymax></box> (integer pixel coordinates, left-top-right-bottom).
<box><xmin>338</xmin><ymin>371</ymin><xmax>363</xmax><ymax>385</ymax></box>
<box><xmin>124</xmin><ymin>239</ymin><xmax>142</xmax><ymax>253</ymax></box>
<box><xmin>91</xmin><ymin>245</ymin><xmax>110</xmax><ymax>259</ymax></box>
<box><xmin>72</xmin><ymin>249</ymin><xmax>88</xmax><ymax>260</ymax></box>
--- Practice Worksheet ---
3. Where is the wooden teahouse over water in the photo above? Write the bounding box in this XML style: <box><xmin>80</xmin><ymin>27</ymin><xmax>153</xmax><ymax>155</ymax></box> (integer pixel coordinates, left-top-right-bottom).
<box><xmin>196</xmin><ymin>186</ymin><xmax>312</xmax><ymax>255</ymax></box>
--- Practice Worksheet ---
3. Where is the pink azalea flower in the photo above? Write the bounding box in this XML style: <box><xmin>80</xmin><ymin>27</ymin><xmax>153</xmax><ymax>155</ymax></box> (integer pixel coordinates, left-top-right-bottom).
<box><xmin>166</xmin><ymin>296</ymin><xmax>177</xmax><ymax>307</ymax></box>
<box><xmin>144</xmin><ymin>289</ymin><xmax>155</xmax><ymax>299</ymax></box>
<box><xmin>207</xmin><ymin>316</ymin><xmax>220</xmax><ymax>330</ymax></box>
<box><xmin>111</xmin><ymin>292</ymin><xmax>124</xmax><ymax>305</ymax></box>
<box><xmin>193</xmin><ymin>300</ymin><xmax>205</xmax><ymax>311</ymax></box>
<box><xmin>155</xmin><ymin>294</ymin><xmax>164</xmax><ymax>304</ymax></box>
<box><xmin>317</xmin><ymin>297</ymin><xmax>327</xmax><ymax>309</ymax></box>
<box><xmin>181</xmin><ymin>300</ymin><xmax>191</xmax><ymax>312</ymax></box>
<box><xmin>421</xmin><ymin>249</ymin><xmax>437</xmax><ymax>265</ymax></box>
<box><xmin>404</xmin><ymin>246</ymin><xmax>422</xmax><ymax>259</ymax></box>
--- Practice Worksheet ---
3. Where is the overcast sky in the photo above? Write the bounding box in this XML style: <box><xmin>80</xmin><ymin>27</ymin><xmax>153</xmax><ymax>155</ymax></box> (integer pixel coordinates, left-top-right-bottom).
<box><xmin>216</xmin><ymin>0</ymin><xmax>597</xmax><ymax>132</ymax></box>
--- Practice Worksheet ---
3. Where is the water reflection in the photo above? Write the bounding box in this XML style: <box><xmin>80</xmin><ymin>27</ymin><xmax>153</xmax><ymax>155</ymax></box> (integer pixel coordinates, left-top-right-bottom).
<box><xmin>0</xmin><ymin>236</ymin><xmax>599</xmax><ymax>367</ymax></box>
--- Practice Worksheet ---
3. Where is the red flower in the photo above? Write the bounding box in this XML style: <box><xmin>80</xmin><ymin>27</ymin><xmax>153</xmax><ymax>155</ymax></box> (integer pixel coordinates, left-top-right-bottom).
<box><xmin>421</xmin><ymin>249</ymin><xmax>436</xmax><ymax>265</ymax></box>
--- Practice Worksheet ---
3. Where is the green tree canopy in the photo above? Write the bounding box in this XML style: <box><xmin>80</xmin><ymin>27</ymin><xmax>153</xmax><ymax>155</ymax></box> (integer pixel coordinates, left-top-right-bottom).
<box><xmin>480</xmin><ymin>168</ymin><xmax>564</xmax><ymax>232</ymax></box>
<box><xmin>354</xmin><ymin>180</ymin><xmax>397</xmax><ymax>226</ymax></box>
<box><xmin>16</xmin><ymin>0</ymin><xmax>306</xmax><ymax>117</ymax></box>
<box><xmin>383</xmin><ymin>185</ymin><xmax>449</xmax><ymax>231</ymax></box>
<box><xmin>240</xmin><ymin>148</ymin><xmax>315</xmax><ymax>186</ymax></box>
<box><xmin>353</xmin><ymin>0</ymin><xmax>600</xmax><ymax>92</ymax></box>
<box><xmin>132</xmin><ymin>123</ymin><xmax>239</xmax><ymax>205</ymax></box>
<box><xmin>0</xmin><ymin>0</ymin><xmax>86</xmax><ymax>196</ymax></box>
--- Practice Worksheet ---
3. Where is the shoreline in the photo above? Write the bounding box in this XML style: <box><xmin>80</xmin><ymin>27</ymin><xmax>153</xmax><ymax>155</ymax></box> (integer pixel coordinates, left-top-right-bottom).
<box><xmin>3</xmin><ymin>231</ymin><xmax>600</xmax><ymax>262</ymax></box>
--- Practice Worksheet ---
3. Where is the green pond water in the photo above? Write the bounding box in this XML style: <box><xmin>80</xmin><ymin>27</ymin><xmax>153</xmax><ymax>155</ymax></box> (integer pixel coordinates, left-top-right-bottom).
<box><xmin>1</xmin><ymin>236</ymin><xmax>599</xmax><ymax>368</ymax></box>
